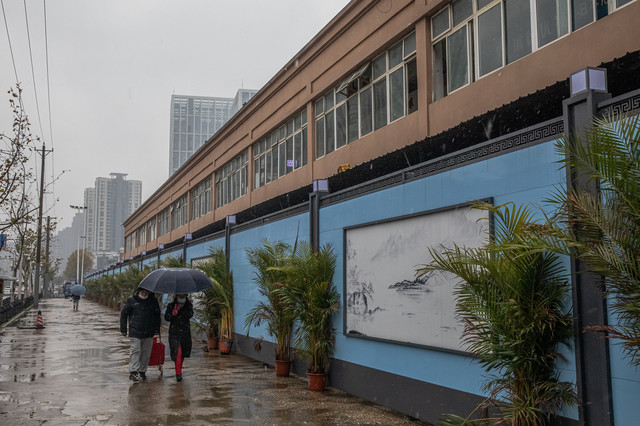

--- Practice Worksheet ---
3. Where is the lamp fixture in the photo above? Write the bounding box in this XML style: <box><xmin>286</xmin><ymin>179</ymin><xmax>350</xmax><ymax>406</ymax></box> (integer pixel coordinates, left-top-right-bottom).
<box><xmin>570</xmin><ymin>67</ymin><xmax>607</xmax><ymax>96</ymax></box>
<box><xmin>313</xmin><ymin>179</ymin><xmax>329</xmax><ymax>192</ymax></box>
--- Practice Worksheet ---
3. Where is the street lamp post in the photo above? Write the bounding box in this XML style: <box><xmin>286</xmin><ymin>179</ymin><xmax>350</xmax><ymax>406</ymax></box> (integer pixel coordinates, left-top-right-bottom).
<box><xmin>70</xmin><ymin>205</ymin><xmax>88</xmax><ymax>284</ymax></box>
<box><xmin>80</xmin><ymin>235</ymin><xmax>87</xmax><ymax>285</ymax></box>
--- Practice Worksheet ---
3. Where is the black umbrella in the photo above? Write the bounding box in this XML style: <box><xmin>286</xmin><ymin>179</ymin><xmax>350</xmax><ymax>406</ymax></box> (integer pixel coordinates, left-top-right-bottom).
<box><xmin>138</xmin><ymin>268</ymin><xmax>214</xmax><ymax>294</ymax></box>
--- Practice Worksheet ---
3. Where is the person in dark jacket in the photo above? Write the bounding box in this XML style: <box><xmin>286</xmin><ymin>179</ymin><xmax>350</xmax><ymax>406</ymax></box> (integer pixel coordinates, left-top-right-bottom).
<box><xmin>164</xmin><ymin>294</ymin><xmax>193</xmax><ymax>382</ymax></box>
<box><xmin>120</xmin><ymin>288</ymin><xmax>161</xmax><ymax>382</ymax></box>
<box><xmin>72</xmin><ymin>294</ymin><xmax>81</xmax><ymax>311</ymax></box>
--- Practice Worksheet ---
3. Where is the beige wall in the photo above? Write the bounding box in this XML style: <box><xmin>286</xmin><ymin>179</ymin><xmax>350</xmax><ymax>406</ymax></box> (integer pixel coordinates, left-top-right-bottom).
<box><xmin>124</xmin><ymin>0</ymin><xmax>640</xmax><ymax>257</ymax></box>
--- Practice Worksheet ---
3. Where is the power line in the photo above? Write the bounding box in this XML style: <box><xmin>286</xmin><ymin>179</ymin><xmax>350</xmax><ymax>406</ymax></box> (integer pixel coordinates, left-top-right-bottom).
<box><xmin>43</xmin><ymin>0</ymin><xmax>57</xmax><ymax>220</ymax></box>
<box><xmin>44</xmin><ymin>0</ymin><xmax>54</xmax><ymax>150</ymax></box>
<box><xmin>1</xmin><ymin>0</ymin><xmax>19</xmax><ymax>84</ymax></box>
<box><xmin>23</xmin><ymin>0</ymin><xmax>45</xmax><ymax>141</ymax></box>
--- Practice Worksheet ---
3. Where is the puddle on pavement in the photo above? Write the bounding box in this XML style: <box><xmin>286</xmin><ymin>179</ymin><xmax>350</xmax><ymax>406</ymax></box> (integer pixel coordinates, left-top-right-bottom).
<box><xmin>2</xmin><ymin>298</ymin><xmax>428</xmax><ymax>425</ymax></box>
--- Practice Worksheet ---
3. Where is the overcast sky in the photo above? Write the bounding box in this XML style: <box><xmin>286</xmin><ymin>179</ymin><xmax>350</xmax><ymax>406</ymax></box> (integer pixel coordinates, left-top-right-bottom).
<box><xmin>0</xmin><ymin>0</ymin><xmax>350</xmax><ymax>230</ymax></box>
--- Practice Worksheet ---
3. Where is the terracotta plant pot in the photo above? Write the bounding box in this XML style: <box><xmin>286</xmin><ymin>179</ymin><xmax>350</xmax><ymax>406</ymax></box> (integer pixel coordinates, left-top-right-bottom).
<box><xmin>207</xmin><ymin>337</ymin><xmax>219</xmax><ymax>350</ymax></box>
<box><xmin>306</xmin><ymin>372</ymin><xmax>326</xmax><ymax>391</ymax></box>
<box><xmin>275</xmin><ymin>360</ymin><xmax>291</xmax><ymax>377</ymax></box>
<box><xmin>219</xmin><ymin>339</ymin><xmax>233</xmax><ymax>355</ymax></box>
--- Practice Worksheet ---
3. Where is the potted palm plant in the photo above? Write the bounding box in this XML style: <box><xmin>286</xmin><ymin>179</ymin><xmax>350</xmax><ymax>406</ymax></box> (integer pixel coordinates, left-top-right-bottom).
<box><xmin>281</xmin><ymin>242</ymin><xmax>339</xmax><ymax>390</ymax></box>
<box><xmin>417</xmin><ymin>202</ymin><xmax>576</xmax><ymax>425</ymax></box>
<box><xmin>197</xmin><ymin>248</ymin><xmax>234</xmax><ymax>354</ymax></box>
<box><xmin>244</xmin><ymin>240</ymin><xmax>296</xmax><ymax>376</ymax></box>
<box><xmin>193</xmin><ymin>288</ymin><xmax>221</xmax><ymax>350</ymax></box>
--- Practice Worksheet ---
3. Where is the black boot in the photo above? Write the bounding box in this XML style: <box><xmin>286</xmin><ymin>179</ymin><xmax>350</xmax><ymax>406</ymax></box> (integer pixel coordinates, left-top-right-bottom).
<box><xmin>176</xmin><ymin>374</ymin><xmax>182</xmax><ymax>382</ymax></box>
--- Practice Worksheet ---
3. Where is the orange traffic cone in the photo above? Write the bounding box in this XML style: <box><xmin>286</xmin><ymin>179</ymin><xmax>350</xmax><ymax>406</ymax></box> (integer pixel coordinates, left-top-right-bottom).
<box><xmin>35</xmin><ymin>310</ymin><xmax>45</xmax><ymax>328</ymax></box>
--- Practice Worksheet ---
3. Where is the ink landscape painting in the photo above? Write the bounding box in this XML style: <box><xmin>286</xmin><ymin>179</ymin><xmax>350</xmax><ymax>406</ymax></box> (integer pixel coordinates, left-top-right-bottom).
<box><xmin>345</xmin><ymin>205</ymin><xmax>489</xmax><ymax>351</ymax></box>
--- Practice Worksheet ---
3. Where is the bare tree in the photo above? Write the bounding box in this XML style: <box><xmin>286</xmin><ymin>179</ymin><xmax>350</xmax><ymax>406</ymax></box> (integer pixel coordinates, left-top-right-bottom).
<box><xmin>0</xmin><ymin>85</ymin><xmax>40</xmax><ymax>300</ymax></box>
<box><xmin>0</xmin><ymin>84</ymin><xmax>38</xmax><ymax>231</ymax></box>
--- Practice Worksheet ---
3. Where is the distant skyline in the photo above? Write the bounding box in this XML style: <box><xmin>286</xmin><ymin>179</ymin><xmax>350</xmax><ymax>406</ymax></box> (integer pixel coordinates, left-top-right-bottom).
<box><xmin>0</xmin><ymin>0</ymin><xmax>350</xmax><ymax>230</ymax></box>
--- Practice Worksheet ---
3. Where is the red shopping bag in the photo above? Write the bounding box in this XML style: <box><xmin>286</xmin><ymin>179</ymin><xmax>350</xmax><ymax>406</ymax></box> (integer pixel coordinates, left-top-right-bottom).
<box><xmin>149</xmin><ymin>334</ymin><xmax>165</xmax><ymax>373</ymax></box>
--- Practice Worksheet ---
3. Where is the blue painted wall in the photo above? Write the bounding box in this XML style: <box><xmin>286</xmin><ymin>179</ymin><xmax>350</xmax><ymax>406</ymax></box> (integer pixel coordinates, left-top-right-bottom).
<box><xmin>119</xmin><ymin>137</ymin><xmax>639</xmax><ymax>423</ymax></box>
<box><xmin>315</xmin><ymin>141</ymin><xmax>578</xmax><ymax>405</ymax></box>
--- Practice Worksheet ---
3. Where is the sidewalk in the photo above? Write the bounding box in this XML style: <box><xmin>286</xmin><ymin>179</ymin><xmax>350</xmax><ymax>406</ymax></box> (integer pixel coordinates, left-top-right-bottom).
<box><xmin>0</xmin><ymin>298</ymin><xmax>426</xmax><ymax>425</ymax></box>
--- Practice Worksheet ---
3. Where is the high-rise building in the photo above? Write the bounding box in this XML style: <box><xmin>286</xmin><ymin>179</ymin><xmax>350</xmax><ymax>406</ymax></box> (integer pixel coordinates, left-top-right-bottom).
<box><xmin>230</xmin><ymin>89</ymin><xmax>258</xmax><ymax>117</ymax></box>
<box><xmin>169</xmin><ymin>90</ymin><xmax>257</xmax><ymax>175</ymax></box>
<box><xmin>51</xmin><ymin>211</ymin><xmax>84</xmax><ymax>277</ymax></box>
<box><xmin>85</xmin><ymin>173</ymin><xmax>142</xmax><ymax>254</ymax></box>
<box><xmin>53</xmin><ymin>173</ymin><xmax>141</xmax><ymax>277</ymax></box>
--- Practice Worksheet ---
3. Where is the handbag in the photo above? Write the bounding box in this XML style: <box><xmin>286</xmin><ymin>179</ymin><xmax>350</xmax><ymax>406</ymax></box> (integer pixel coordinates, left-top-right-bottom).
<box><xmin>148</xmin><ymin>333</ymin><xmax>165</xmax><ymax>373</ymax></box>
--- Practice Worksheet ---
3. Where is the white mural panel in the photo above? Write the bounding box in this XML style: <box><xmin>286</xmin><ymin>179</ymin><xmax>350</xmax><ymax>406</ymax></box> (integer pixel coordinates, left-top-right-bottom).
<box><xmin>344</xmin><ymin>205</ymin><xmax>489</xmax><ymax>352</ymax></box>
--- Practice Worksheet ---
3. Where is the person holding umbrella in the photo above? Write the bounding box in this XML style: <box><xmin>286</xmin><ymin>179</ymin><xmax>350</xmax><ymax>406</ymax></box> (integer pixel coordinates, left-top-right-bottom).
<box><xmin>71</xmin><ymin>293</ymin><xmax>81</xmax><ymax>310</ymax></box>
<box><xmin>120</xmin><ymin>288</ymin><xmax>161</xmax><ymax>382</ymax></box>
<box><xmin>70</xmin><ymin>284</ymin><xmax>86</xmax><ymax>311</ymax></box>
<box><xmin>138</xmin><ymin>267</ymin><xmax>214</xmax><ymax>382</ymax></box>
<box><xmin>164</xmin><ymin>294</ymin><xmax>193</xmax><ymax>382</ymax></box>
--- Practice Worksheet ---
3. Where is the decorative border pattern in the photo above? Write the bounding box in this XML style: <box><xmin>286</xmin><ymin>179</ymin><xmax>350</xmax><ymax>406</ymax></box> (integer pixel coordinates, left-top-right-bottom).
<box><xmin>231</xmin><ymin>203</ymin><xmax>309</xmax><ymax>234</ymax></box>
<box><xmin>322</xmin><ymin>117</ymin><xmax>563</xmax><ymax>207</ymax></box>
<box><xmin>599</xmin><ymin>90</ymin><xmax>640</xmax><ymax>118</ymax></box>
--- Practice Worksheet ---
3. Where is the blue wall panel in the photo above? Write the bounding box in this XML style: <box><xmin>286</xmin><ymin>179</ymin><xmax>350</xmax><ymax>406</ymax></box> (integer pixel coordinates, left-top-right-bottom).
<box><xmin>187</xmin><ymin>238</ymin><xmax>224</xmax><ymax>262</ymax></box>
<box><xmin>227</xmin><ymin>213</ymin><xmax>310</xmax><ymax>344</ymax></box>
<box><xmin>164</xmin><ymin>138</ymin><xmax>640</xmax><ymax>422</ymax></box>
<box><xmin>318</xmin><ymin>141</ymin><xmax>577</xmax><ymax>403</ymax></box>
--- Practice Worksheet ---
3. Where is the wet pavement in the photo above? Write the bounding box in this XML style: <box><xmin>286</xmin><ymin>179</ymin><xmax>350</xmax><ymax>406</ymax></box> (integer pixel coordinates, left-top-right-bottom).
<box><xmin>0</xmin><ymin>298</ymin><xmax>426</xmax><ymax>425</ymax></box>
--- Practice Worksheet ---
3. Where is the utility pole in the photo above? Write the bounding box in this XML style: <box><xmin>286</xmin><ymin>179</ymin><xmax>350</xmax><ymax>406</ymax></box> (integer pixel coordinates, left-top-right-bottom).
<box><xmin>43</xmin><ymin>216</ymin><xmax>54</xmax><ymax>297</ymax></box>
<box><xmin>70</xmin><ymin>205</ymin><xmax>87</xmax><ymax>283</ymax></box>
<box><xmin>34</xmin><ymin>144</ymin><xmax>53</xmax><ymax>306</ymax></box>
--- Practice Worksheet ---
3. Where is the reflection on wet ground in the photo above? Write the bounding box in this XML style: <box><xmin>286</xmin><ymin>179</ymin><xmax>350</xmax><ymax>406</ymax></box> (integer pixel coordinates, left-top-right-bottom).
<box><xmin>0</xmin><ymin>298</ymin><xmax>426</xmax><ymax>425</ymax></box>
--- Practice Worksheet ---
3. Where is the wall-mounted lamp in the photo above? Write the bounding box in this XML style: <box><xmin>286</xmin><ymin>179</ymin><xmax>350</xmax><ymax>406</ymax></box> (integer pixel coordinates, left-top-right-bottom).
<box><xmin>337</xmin><ymin>164</ymin><xmax>350</xmax><ymax>173</ymax></box>
<box><xmin>570</xmin><ymin>67</ymin><xmax>607</xmax><ymax>96</ymax></box>
<box><xmin>184</xmin><ymin>233</ymin><xmax>193</xmax><ymax>240</ymax></box>
<box><xmin>226</xmin><ymin>215</ymin><xmax>236</xmax><ymax>225</ymax></box>
<box><xmin>129</xmin><ymin>256</ymin><xmax>133</xmax><ymax>260</ymax></box>
<box><xmin>141</xmin><ymin>251</ymin><xmax>146</xmax><ymax>256</ymax></box>
<box><xmin>158</xmin><ymin>244</ymin><xmax>165</xmax><ymax>250</ymax></box>
<box><xmin>313</xmin><ymin>179</ymin><xmax>329</xmax><ymax>192</ymax></box>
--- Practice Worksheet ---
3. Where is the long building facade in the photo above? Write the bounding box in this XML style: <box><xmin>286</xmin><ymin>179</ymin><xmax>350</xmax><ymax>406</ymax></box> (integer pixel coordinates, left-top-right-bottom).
<box><xmin>111</xmin><ymin>1</ymin><xmax>640</xmax><ymax>424</ymax></box>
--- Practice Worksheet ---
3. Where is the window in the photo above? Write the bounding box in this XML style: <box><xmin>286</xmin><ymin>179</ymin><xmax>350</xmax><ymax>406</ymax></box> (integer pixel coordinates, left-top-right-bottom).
<box><xmin>253</xmin><ymin>110</ymin><xmax>307</xmax><ymax>189</ymax></box>
<box><xmin>216</xmin><ymin>151</ymin><xmax>248</xmax><ymax>207</ymax></box>
<box><xmin>147</xmin><ymin>218</ymin><xmax>156</xmax><ymax>242</ymax></box>
<box><xmin>125</xmin><ymin>234</ymin><xmax>133</xmax><ymax>253</ymax></box>
<box><xmin>432</xmin><ymin>0</ymin><xmax>631</xmax><ymax>99</ymax></box>
<box><xmin>158</xmin><ymin>207</ymin><xmax>170</xmax><ymax>236</ymax></box>
<box><xmin>315</xmin><ymin>31</ymin><xmax>417</xmax><ymax>159</ymax></box>
<box><xmin>171</xmin><ymin>194</ymin><xmax>188</xmax><ymax>230</ymax></box>
<box><xmin>536</xmin><ymin>0</ymin><xmax>569</xmax><ymax>47</ymax></box>
<box><xmin>137</xmin><ymin>225</ymin><xmax>146</xmax><ymax>247</ymax></box>
<box><xmin>477</xmin><ymin>4</ymin><xmax>503</xmax><ymax>77</ymax></box>
<box><xmin>190</xmin><ymin>176</ymin><xmax>212</xmax><ymax>220</ymax></box>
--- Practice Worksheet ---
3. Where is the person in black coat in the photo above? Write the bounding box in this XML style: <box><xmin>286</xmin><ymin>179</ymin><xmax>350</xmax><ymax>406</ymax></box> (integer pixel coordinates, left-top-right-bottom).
<box><xmin>164</xmin><ymin>294</ymin><xmax>194</xmax><ymax>382</ymax></box>
<box><xmin>120</xmin><ymin>288</ymin><xmax>161</xmax><ymax>382</ymax></box>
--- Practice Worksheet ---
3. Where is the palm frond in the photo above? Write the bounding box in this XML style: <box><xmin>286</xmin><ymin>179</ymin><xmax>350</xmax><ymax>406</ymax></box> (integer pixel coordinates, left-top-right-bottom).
<box><xmin>418</xmin><ymin>202</ymin><xmax>576</xmax><ymax>423</ymax></box>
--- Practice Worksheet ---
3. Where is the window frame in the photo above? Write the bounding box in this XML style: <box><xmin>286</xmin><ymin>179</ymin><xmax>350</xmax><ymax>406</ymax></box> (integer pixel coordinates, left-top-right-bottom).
<box><xmin>431</xmin><ymin>0</ymin><xmax>628</xmax><ymax>100</ymax></box>
<box><xmin>252</xmin><ymin>109</ymin><xmax>308</xmax><ymax>190</ymax></box>
<box><xmin>190</xmin><ymin>175</ymin><xmax>212</xmax><ymax>221</ymax></box>
<box><xmin>315</xmin><ymin>31</ymin><xmax>417</xmax><ymax>160</ymax></box>
<box><xmin>216</xmin><ymin>150</ymin><xmax>249</xmax><ymax>208</ymax></box>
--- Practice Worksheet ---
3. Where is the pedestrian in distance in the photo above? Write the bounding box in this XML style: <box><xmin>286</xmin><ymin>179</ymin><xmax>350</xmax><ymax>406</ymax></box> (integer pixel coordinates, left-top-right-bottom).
<box><xmin>72</xmin><ymin>294</ymin><xmax>81</xmax><ymax>311</ymax></box>
<box><xmin>164</xmin><ymin>293</ymin><xmax>193</xmax><ymax>382</ymax></box>
<box><xmin>120</xmin><ymin>288</ymin><xmax>161</xmax><ymax>383</ymax></box>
